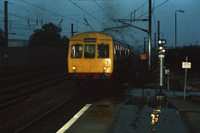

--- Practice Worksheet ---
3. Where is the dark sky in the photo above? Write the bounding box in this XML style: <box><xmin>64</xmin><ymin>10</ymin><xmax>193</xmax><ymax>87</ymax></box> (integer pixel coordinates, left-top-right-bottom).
<box><xmin>0</xmin><ymin>0</ymin><xmax>199</xmax><ymax>50</ymax></box>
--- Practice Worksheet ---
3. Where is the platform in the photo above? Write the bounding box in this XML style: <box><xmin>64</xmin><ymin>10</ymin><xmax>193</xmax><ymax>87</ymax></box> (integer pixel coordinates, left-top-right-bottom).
<box><xmin>56</xmin><ymin>89</ymin><xmax>197</xmax><ymax>133</ymax></box>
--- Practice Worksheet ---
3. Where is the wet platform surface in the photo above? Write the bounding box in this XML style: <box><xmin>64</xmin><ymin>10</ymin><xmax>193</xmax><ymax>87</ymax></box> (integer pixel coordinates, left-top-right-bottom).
<box><xmin>57</xmin><ymin>88</ymin><xmax>193</xmax><ymax>133</ymax></box>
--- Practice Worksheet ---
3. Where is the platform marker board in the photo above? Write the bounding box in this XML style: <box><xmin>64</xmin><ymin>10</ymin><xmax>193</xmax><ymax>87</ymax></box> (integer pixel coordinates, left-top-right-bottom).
<box><xmin>182</xmin><ymin>62</ymin><xmax>191</xmax><ymax>69</ymax></box>
<box><xmin>140</xmin><ymin>53</ymin><xmax>148</xmax><ymax>60</ymax></box>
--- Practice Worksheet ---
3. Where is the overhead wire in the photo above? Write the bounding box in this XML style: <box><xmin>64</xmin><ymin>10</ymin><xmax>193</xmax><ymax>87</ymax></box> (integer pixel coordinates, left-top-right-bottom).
<box><xmin>134</xmin><ymin>0</ymin><xmax>149</xmax><ymax>13</ymax></box>
<box><xmin>19</xmin><ymin>0</ymin><xmax>85</xmax><ymax>24</ymax></box>
<box><xmin>137</xmin><ymin>0</ymin><xmax>170</xmax><ymax>19</ymax></box>
<box><xmin>19</xmin><ymin>0</ymin><xmax>88</xmax><ymax>34</ymax></box>
<box><xmin>120</xmin><ymin>0</ymin><xmax>149</xmax><ymax>46</ymax></box>
<box><xmin>124</xmin><ymin>0</ymin><xmax>148</xmax><ymax>19</ymax></box>
<box><xmin>4</xmin><ymin>1</ymin><xmax>79</xmax><ymax>38</ymax></box>
<box><xmin>126</xmin><ymin>0</ymin><xmax>169</xmax><ymax>46</ymax></box>
<box><xmin>93</xmin><ymin>0</ymin><xmax>114</xmax><ymax>20</ymax></box>
<box><xmin>19</xmin><ymin>0</ymin><xmax>61</xmax><ymax>18</ymax></box>
<box><xmin>2</xmin><ymin>0</ymin><xmax>170</xmax><ymax>41</ymax></box>
<box><xmin>68</xmin><ymin>0</ymin><xmax>110</xmax><ymax>29</ymax></box>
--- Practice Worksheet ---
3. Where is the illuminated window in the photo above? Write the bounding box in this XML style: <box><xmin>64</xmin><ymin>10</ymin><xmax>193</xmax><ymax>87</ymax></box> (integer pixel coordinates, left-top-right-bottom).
<box><xmin>98</xmin><ymin>43</ymin><xmax>109</xmax><ymax>58</ymax></box>
<box><xmin>71</xmin><ymin>44</ymin><xmax>82</xmax><ymax>58</ymax></box>
<box><xmin>84</xmin><ymin>44</ymin><xmax>95</xmax><ymax>58</ymax></box>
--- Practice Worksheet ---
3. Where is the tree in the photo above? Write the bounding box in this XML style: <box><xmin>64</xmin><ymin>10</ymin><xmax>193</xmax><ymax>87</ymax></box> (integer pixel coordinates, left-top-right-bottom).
<box><xmin>29</xmin><ymin>23</ymin><xmax>66</xmax><ymax>47</ymax></box>
<box><xmin>0</xmin><ymin>28</ymin><xmax>5</xmax><ymax>47</ymax></box>
<box><xmin>62</xmin><ymin>35</ymin><xmax>70</xmax><ymax>55</ymax></box>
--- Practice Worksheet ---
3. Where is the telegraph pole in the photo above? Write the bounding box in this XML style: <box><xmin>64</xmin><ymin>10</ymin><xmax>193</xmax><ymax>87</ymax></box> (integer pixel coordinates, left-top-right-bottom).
<box><xmin>144</xmin><ymin>37</ymin><xmax>147</xmax><ymax>53</ymax></box>
<box><xmin>4</xmin><ymin>1</ymin><xmax>8</xmax><ymax>68</ymax></box>
<box><xmin>158</xmin><ymin>21</ymin><xmax>160</xmax><ymax>41</ymax></box>
<box><xmin>154</xmin><ymin>33</ymin><xmax>156</xmax><ymax>48</ymax></box>
<box><xmin>148</xmin><ymin>0</ymin><xmax>152</xmax><ymax>71</ymax></box>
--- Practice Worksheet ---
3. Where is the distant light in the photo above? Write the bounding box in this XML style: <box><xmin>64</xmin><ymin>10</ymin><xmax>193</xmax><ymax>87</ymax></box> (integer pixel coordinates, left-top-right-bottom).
<box><xmin>159</xmin><ymin>46</ymin><xmax>163</xmax><ymax>50</ymax></box>
<box><xmin>158</xmin><ymin>39</ymin><xmax>166</xmax><ymax>45</ymax></box>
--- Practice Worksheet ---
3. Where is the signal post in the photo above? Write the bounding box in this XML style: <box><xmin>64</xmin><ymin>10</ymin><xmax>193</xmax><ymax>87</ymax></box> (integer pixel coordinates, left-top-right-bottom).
<box><xmin>156</xmin><ymin>39</ymin><xmax>166</xmax><ymax>100</ymax></box>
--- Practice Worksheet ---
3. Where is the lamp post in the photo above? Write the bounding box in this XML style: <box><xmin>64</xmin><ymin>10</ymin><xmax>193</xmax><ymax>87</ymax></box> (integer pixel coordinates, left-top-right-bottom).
<box><xmin>175</xmin><ymin>10</ymin><xmax>184</xmax><ymax>48</ymax></box>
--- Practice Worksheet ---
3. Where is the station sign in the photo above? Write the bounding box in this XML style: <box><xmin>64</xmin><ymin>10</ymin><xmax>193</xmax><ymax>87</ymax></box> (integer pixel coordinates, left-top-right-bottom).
<box><xmin>182</xmin><ymin>62</ymin><xmax>192</xmax><ymax>69</ymax></box>
<box><xmin>84</xmin><ymin>38</ymin><xmax>96</xmax><ymax>42</ymax></box>
<box><xmin>165</xmin><ymin>69</ymin><xmax>170</xmax><ymax>74</ymax></box>
<box><xmin>140</xmin><ymin>53</ymin><xmax>148</xmax><ymax>60</ymax></box>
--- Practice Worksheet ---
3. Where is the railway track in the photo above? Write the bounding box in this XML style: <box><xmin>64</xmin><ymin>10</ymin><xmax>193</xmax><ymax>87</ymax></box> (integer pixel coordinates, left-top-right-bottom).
<box><xmin>12</xmin><ymin>79</ymin><xmax>126</xmax><ymax>133</ymax></box>
<box><xmin>11</xmin><ymin>60</ymin><xmax>145</xmax><ymax>133</ymax></box>
<box><xmin>0</xmin><ymin>66</ymin><xmax>66</xmax><ymax>87</ymax></box>
<box><xmin>0</xmin><ymin>59</ymin><xmax>144</xmax><ymax>132</ymax></box>
<box><xmin>0</xmin><ymin>67</ymin><xmax>68</xmax><ymax>108</ymax></box>
<box><xmin>14</xmin><ymin>87</ymin><xmax>89</xmax><ymax>133</ymax></box>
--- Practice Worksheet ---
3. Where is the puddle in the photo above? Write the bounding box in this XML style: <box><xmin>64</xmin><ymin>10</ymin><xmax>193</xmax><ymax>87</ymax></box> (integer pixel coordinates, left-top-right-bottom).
<box><xmin>106</xmin><ymin>88</ymin><xmax>190</xmax><ymax>133</ymax></box>
<box><xmin>123</xmin><ymin>88</ymin><xmax>174</xmax><ymax>109</ymax></box>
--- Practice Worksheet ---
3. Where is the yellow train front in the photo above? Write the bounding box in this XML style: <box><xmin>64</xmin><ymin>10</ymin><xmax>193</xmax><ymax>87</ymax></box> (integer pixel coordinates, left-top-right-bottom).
<box><xmin>68</xmin><ymin>32</ymin><xmax>114</xmax><ymax>79</ymax></box>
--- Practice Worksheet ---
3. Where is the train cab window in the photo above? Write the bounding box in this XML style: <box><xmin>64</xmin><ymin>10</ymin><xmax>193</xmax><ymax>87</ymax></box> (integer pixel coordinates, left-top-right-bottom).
<box><xmin>84</xmin><ymin>45</ymin><xmax>95</xmax><ymax>58</ymax></box>
<box><xmin>98</xmin><ymin>44</ymin><xmax>109</xmax><ymax>58</ymax></box>
<box><xmin>71</xmin><ymin>44</ymin><xmax>82</xmax><ymax>58</ymax></box>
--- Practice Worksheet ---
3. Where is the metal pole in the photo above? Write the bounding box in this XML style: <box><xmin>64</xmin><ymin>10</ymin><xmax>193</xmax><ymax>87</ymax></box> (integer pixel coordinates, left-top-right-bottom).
<box><xmin>175</xmin><ymin>12</ymin><xmax>177</xmax><ymax>48</ymax></box>
<box><xmin>158</xmin><ymin>21</ymin><xmax>160</xmax><ymax>41</ymax></box>
<box><xmin>154</xmin><ymin>33</ymin><xmax>156</xmax><ymax>48</ymax></box>
<box><xmin>159</xmin><ymin>56</ymin><xmax>163</xmax><ymax>87</ymax></box>
<box><xmin>148</xmin><ymin>0</ymin><xmax>152</xmax><ymax>71</ymax></box>
<box><xmin>158</xmin><ymin>54</ymin><xmax>164</xmax><ymax>94</ymax></box>
<box><xmin>4</xmin><ymin>1</ymin><xmax>8</xmax><ymax>68</ymax></box>
<box><xmin>167</xmin><ymin>74</ymin><xmax>169</xmax><ymax>91</ymax></box>
<box><xmin>184</xmin><ymin>56</ymin><xmax>188</xmax><ymax>100</ymax></box>
<box><xmin>144</xmin><ymin>37</ymin><xmax>146</xmax><ymax>53</ymax></box>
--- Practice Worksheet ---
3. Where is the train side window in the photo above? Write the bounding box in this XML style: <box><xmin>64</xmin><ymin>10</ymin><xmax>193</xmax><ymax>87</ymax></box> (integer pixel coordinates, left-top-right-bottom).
<box><xmin>98</xmin><ymin>44</ymin><xmax>109</xmax><ymax>58</ymax></box>
<box><xmin>84</xmin><ymin>44</ymin><xmax>95</xmax><ymax>58</ymax></box>
<box><xmin>71</xmin><ymin>44</ymin><xmax>82</xmax><ymax>58</ymax></box>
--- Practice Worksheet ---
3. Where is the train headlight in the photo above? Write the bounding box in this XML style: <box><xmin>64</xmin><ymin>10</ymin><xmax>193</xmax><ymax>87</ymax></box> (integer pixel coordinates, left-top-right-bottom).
<box><xmin>72</xmin><ymin>66</ymin><xmax>76</xmax><ymax>71</ymax></box>
<box><xmin>104</xmin><ymin>66</ymin><xmax>107</xmax><ymax>71</ymax></box>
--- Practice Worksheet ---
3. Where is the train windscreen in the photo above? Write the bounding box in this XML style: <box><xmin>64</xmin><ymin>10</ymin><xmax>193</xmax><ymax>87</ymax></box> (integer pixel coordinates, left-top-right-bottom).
<box><xmin>98</xmin><ymin>44</ymin><xmax>109</xmax><ymax>58</ymax></box>
<box><xmin>71</xmin><ymin>44</ymin><xmax>82</xmax><ymax>58</ymax></box>
<box><xmin>84</xmin><ymin>44</ymin><xmax>95</xmax><ymax>58</ymax></box>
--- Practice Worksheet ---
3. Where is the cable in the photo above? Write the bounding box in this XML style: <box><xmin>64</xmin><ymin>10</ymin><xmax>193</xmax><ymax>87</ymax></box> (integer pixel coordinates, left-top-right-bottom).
<box><xmin>8</xmin><ymin>1</ymin><xmax>28</xmax><ymax>12</ymax></box>
<box><xmin>93</xmin><ymin>0</ymin><xmax>114</xmax><ymax>20</ymax></box>
<box><xmin>137</xmin><ymin>0</ymin><xmax>170</xmax><ymax>19</ymax></box>
<box><xmin>153</xmin><ymin>0</ymin><xmax>156</xmax><ymax>9</ymax></box>
<box><xmin>154</xmin><ymin>0</ymin><xmax>169</xmax><ymax>10</ymax></box>
<box><xmin>134</xmin><ymin>0</ymin><xmax>148</xmax><ymax>13</ymax></box>
<box><xmin>68</xmin><ymin>0</ymin><xmax>110</xmax><ymax>29</ymax></box>
<box><xmin>8</xmin><ymin>12</ymin><xmax>28</xmax><ymax>20</ymax></box>
<box><xmin>6</xmin><ymin>2</ymin><xmax>78</xmax><ymax>36</ymax></box>
<box><xmin>19</xmin><ymin>0</ymin><xmax>86</xmax><ymax>25</ymax></box>
<box><xmin>124</xmin><ymin>0</ymin><xmax>148</xmax><ymax>19</ymax></box>
<box><xmin>19</xmin><ymin>0</ymin><xmax>89</xmax><ymax>33</ymax></box>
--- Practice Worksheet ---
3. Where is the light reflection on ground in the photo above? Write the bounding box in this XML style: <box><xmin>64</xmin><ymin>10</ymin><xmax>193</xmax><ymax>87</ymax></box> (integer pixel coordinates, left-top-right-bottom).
<box><xmin>106</xmin><ymin>88</ymin><xmax>190</xmax><ymax>133</ymax></box>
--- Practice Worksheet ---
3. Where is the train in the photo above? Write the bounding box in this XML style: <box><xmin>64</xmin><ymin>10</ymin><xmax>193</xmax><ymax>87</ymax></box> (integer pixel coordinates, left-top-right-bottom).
<box><xmin>68</xmin><ymin>32</ymin><xmax>133</xmax><ymax>79</ymax></box>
